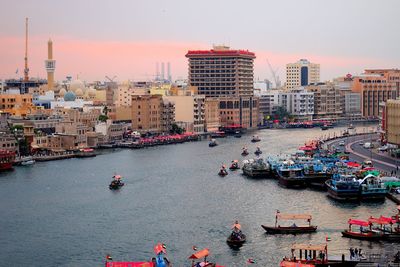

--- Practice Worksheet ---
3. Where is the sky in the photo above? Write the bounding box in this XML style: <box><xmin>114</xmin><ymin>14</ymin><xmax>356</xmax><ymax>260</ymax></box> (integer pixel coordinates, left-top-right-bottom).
<box><xmin>0</xmin><ymin>0</ymin><xmax>399</xmax><ymax>84</ymax></box>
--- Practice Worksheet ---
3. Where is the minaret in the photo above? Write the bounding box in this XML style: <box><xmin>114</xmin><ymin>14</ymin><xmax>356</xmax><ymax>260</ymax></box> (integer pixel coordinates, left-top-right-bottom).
<box><xmin>45</xmin><ymin>39</ymin><xmax>56</xmax><ymax>90</ymax></box>
<box><xmin>23</xmin><ymin>17</ymin><xmax>29</xmax><ymax>82</ymax></box>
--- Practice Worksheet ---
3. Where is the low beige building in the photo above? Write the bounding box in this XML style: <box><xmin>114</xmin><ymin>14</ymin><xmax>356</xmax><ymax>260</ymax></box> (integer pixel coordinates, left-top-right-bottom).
<box><xmin>305</xmin><ymin>82</ymin><xmax>342</xmax><ymax>119</ymax></box>
<box><xmin>385</xmin><ymin>99</ymin><xmax>400</xmax><ymax>145</ymax></box>
<box><xmin>164</xmin><ymin>95</ymin><xmax>205</xmax><ymax>133</ymax></box>
<box><xmin>131</xmin><ymin>95</ymin><xmax>163</xmax><ymax>133</ymax></box>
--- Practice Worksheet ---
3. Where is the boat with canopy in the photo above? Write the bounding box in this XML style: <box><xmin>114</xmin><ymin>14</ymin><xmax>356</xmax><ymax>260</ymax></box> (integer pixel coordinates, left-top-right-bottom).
<box><xmin>341</xmin><ymin>219</ymin><xmax>383</xmax><ymax>241</ymax></box>
<box><xmin>188</xmin><ymin>248</ymin><xmax>224</xmax><ymax>267</ymax></box>
<box><xmin>262</xmin><ymin>212</ymin><xmax>317</xmax><ymax>234</ymax></box>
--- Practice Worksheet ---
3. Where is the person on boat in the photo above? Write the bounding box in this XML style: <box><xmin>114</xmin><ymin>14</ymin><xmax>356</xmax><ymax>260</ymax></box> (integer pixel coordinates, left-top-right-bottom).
<box><xmin>219</xmin><ymin>165</ymin><xmax>228</xmax><ymax>175</ymax></box>
<box><xmin>232</xmin><ymin>220</ymin><xmax>241</xmax><ymax>233</ymax></box>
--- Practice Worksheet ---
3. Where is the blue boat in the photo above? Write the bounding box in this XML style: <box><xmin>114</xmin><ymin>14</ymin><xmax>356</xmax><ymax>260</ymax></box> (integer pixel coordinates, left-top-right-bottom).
<box><xmin>359</xmin><ymin>174</ymin><xmax>388</xmax><ymax>201</ymax></box>
<box><xmin>325</xmin><ymin>174</ymin><xmax>360</xmax><ymax>201</ymax></box>
<box><xmin>277</xmin><ymin>161</ymin><xmax>306</xmax><ymax>189</ymax></box>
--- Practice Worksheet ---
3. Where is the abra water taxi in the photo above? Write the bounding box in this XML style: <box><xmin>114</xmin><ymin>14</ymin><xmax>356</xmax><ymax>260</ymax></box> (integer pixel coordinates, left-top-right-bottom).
<box><xmin>109</xmin><ymin>174</ymin><xmax>124</xmax><ymax>190</ymax></box>
<box><xmin>188</xmin><ymin>248</ymin><xmax>224</xmax><ymax>267</ymax></box>
<box><xmin>262</xmin><ymin>212</ymin><xmax>317</xmax><ymax>234</ymax></box>
<box><xmin>341</xmin><ymin>219</ymin><xmax>383</xmax><ymax>241</ymax></box>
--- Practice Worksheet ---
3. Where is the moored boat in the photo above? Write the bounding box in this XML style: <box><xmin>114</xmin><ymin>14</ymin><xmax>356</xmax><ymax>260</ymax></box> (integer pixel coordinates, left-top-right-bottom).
<box><xmin>0</xmin><ymin>149</ymin><xmax>15</xmax><ymax>171</ymax></box>
<box><xmin>280</xmin><ymin>243</ymin><xmax>359</xmax><ymax>267</ymax></box>
<box><xmin>262</xmin><ymin>212</ymin><xmax>317</xmax><ymax>234</ymax></box>
<box><xmin>20</xmin><ymin>156</ymin><xmax>35</xmax><ymax>166</ymax></box>
<box><xmin>359</xmin><ymin>174</ymin><xmax>388</xmax><ymax>201</ymax></box>
<box><xmin>75</xmin><ymin>148</ymin><xmax>96</xmax><ymax>158</ymax></box>
<box><xmin>242</xmin><ymin>158</ymin><xmax>271</xmax><ymax>178</ymax></box>
<box><xmin>325</xmin><ymin>174</ymin><xmax>360</xmax><ymax>201</ymax></box>
<box><xmin>210</xmin><ymin>131</ymin><xmax>226</xmax><ymax>138</ymax></box>
<box><xmin>241</xmin><ymin>147</ymin><xmax>249</xmax><ymax>156</ymax></box>
<box><xmin>341</xmin><ymin>219</ymin><xmax>383</xmax><ymax>241</ymax></box>
<box><xmin>277</xmin><ymin>162</ymin><xmax>306</xmax><ymax>188</ymax></box>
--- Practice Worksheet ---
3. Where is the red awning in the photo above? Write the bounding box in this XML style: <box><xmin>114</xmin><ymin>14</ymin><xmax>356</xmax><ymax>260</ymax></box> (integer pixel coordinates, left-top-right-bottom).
<box><xmin>348</xmin><ymin>219</ymin><xmax>370</xmax><ymax>226</ymax></box>
<box><xmin>106</xmin><ymin>262</ymin><xmax>154</xmax><ymax>267</ymax></box>
<box><xmin>347</xmin><ymin>162</ymin><xmax>361</xmax><ymax>168</ymax></box>
<box><xmin>154</xmin><ymin>243</ymin><xmax>166</xmax><ymax>255</ymax></box>
<box><xmin>189</xmin><ymin>248</ymin><xmax>209</xmax><ymax>259</ymax></box>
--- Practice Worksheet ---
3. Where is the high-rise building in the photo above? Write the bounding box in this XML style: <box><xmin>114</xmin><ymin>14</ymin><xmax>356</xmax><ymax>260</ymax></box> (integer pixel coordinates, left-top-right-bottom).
<box><xmin>185</xmin><ymin>45</ymin><xmax>258</xmax><ymax>129</ymax></box>
<box><xmin>278</xmin><ymin>88</ymin><xmax>314</xmax><ymax>120</ymax></box>
<box><xmin>186</xmin><ymin>45</ymin><xmax>255</xmax><ymax>97</ymax></box>
<box><xmin>45</xmin><ymin>39</ymin><xmax>56</xmax><ymax>90</ymax></box>
<box><xmin>286</xmin><ymin>59</ymin><xmax>320</xmax><ymax>90</ymax></box>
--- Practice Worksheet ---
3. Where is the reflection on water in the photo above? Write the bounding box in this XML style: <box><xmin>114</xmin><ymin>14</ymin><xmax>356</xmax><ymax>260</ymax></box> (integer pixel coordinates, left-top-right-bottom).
<box><xmin>0</xmin><ymin>125</ymin><xmax>395</xmax><ymax>266</ymax></box>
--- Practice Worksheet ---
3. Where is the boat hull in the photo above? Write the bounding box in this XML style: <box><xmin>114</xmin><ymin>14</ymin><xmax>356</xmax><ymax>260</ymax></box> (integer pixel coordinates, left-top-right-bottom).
<box><xmin>0</xmin><ymin>162</ymin><xmax>13</xmax><ymax>171</ymax></box>
<box><xmin>278</xmin><ymin>176</ymin><xmax>307</xmax><ymax>189</ymax></box>
<box><xmin>325</xmin><ymin>181</ymin><xmax>359</xmax><ymax>201</ymax></box>
<box><xmin>262</xmin><ymin>225</ymin><xmax>317</xmax><ymax>234</ymax></box>
<box><xmin>226</xmin><ymin>233</ymin><xmax>246</xmax><ymax>247</ymax></box>
<box><xmin>341</xmin><ymin>230</ymin><xmax>383</xmax><ymax>241</ymax></box>
<box><xmin>243</xmin><ymin>168</ymin><xmax>271</xmax><ymax>178</ymax></box>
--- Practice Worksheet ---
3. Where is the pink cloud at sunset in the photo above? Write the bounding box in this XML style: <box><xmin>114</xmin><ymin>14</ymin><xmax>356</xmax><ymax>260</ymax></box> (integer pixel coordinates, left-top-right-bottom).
<box><xmin>0</xmin><ymin>35</ymin><xmax>389</xmax><ymax>83</ymax></box>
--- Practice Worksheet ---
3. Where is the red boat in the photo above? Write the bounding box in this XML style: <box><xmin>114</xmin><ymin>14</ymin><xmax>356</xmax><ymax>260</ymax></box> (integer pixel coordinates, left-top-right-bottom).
<box><xmin>0</xmin><ymin>149</ymin><xmax>15</xmax><ymax>171</ymax></box>
<box><xmin>262</xmin><ymin>212</ymin><xmax>317</xmax><ymax>234</ymax></box>
<box><xmin>341</xmin><ymin>219</ymin><xmax>383</xmax><ymax>241</ymax></box>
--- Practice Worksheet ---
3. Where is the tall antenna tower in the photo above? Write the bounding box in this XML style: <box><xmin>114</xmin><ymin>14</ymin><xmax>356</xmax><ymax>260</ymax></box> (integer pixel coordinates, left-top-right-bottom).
<box><xmin>24</xmin><ymin>17</ymin><xmax>29</xmax><ymax>82</ymax></box>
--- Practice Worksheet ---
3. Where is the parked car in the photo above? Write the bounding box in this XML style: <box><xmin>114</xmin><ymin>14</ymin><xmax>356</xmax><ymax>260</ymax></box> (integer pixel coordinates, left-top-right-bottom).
<box><xmin>378</xmin><ymin>145</ymin><xmax>388</xmax><ymax>151</ymax></box>
<box><xmin>358</xmin><ymin>142</ymin><xmax>364</xmax><ymax>146</ymax></box>
<box><xmin>339</xmin><ymin>141</ymin><xmax>345</xmax><ymax>146</ymax></box>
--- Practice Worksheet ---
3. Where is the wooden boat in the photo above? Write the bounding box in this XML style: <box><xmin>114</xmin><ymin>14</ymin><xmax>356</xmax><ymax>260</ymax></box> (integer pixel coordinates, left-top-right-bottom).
<box><xmin>251</xmin><ymin>135</ymin><xmax>261</xmax><ymax>142</ymax></box>
<box><xmin>226</xmin><ymin>232</ymin><xmax>246</xmax><ymax>247</ymax></box>
<box><xmin>151</xmin><ymin>243</ymin><xmax>172</xmax><ymax>267</ymax></box>
<box><xmin>209</xmin><ymin>139</ymin><xmax>218</xmax><ymax>147</ymax></box>
<box><xmin>368</xmin><ymin>216</ymin><xmax>400</xmax><ymax>241</ymax></box>
<box><xmin>229</xmin><ymin>160</ymin><xmax>240</xmax><ymax>170</ymax></box>
<box><xmin>188</xmin><ymin>248</ymin><xmax>219</xmax><ymax>267</ymax></box>
<box><xmin>325</xmin><ymin>174</ymin><xmax>360</xmax><ymax>201</ymax></box>
<box><xmin>75</xmin><ymin>148</ymin><xmax>96</xmax><ymax>158</ymax></box>
<box><xmin>341</xmin><ymin>219</ymin><xmax>383</xmax><ymax>241</ymax></box>
<box><xmin>241</xmin><ymin>149</ymin><xmax>249</xmax><ymax>156</ymax></box>
<box><xmin>218</xmin><ymin>167</ymin><xmax>228</xmax><ymax>177</ymax></box>
<box><xmin>277</xmin><ymin>163</ymin><xmax>306</xmax><ymax>188</ymax></box>
<box><xmin>20</xmin><ymin>156</ymin><xmax>35</xmax><ymax>166</ymax></box>
<box><xmin>242</xmin><ymin>158</ymin><xmax>271</xmax><ymax>178</ymax></box>
<box><xmin>254</xmin><ymin>148</ymin><xmax>262</xmax><ymax>155</ymax></box>
<box><xmin>109</xmin><ymin>174</ymin><xmax>124</xmax><ymax>190</ymax></box>
<box><xmin>280</xmin><ymin>243</ymin><xmax>359</xmax><ymax>267</ymax></box>
<box><xmin>262</xmin><ymin>212</ymin><xmax>317</xmax><ymax>234</ymax></box>
<box><xmin>210</xmin><ymin>131</ymin><xmax>226</xmax><ymax>138</ymax></box>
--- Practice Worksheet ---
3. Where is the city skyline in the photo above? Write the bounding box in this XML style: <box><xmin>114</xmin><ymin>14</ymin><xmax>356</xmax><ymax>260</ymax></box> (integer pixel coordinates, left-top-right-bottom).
<box><xmin>0</xmin><ymin>0</ymin><xmax>399</xmax><ymax>82</ymax></box>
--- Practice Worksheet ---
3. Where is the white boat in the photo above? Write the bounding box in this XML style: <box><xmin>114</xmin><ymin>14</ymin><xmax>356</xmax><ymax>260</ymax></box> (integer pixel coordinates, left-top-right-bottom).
<box><xmin>20</xmin><ymin>156</ymin><xmax>35</xmax><ymax>166</ymax></box>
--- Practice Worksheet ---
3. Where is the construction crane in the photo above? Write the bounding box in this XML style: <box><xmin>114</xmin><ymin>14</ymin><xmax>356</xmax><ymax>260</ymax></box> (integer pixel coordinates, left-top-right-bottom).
<box><xmin>266</xmin><ymin>59</ymin><xmax>281</xmax><ymax>89</ymax></box>
<box><xmin>24</xmin><ymin>17</ymin><xmax>29</xmax><ymax>82</ymax></box>
<box><xmin>105</xmin><ymin>75</ymin><xmax>117</xmax><ymax>83</ymax></box>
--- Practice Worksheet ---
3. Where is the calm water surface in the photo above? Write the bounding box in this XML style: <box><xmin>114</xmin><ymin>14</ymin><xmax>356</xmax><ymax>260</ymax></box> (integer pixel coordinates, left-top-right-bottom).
<box><xmin>0</xmin><ymin>126</ymin><xmax>398</xmax><ymax>266</ymax></box>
